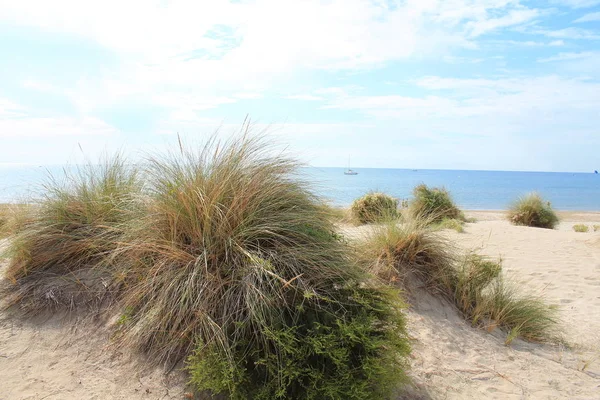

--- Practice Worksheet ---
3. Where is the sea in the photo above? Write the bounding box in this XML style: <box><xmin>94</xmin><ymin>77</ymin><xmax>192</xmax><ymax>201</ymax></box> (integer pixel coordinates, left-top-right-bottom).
<box><xmin>1</xmin><ymin>165</ymin><xmax>599</xmax><ymax>211</ymax></box>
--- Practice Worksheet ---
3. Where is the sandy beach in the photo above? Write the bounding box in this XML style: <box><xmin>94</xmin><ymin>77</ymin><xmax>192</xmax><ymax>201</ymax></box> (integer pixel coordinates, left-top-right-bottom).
<box><xmin>1</xmin><ymin>211</ymin><xmax>600</xmax><ymax>399</ymax></box>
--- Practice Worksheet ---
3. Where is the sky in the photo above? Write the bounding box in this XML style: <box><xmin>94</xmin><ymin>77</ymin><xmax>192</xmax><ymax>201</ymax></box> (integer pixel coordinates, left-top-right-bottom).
<box><xmin>0</xmin><ymin>0</ymin><xmax>599</xmax><ymax>172</ymax></box>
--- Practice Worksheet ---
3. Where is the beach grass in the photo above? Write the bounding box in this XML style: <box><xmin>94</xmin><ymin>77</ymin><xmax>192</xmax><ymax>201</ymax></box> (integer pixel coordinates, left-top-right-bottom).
<box><xmin>2</xmin><ymin>155</ymin><xmax>142</xmax><ymax>312</ymax></box>
<box><xmin>573</xmin><ymin>224</ymin><xmax>589</xmax><ymax>233</ymax></box>
<box><xmin>359</xmin><ymin>215</ymin><xmax>559</xmax><ymax>344</ymax></box>
<box><xmin>108</xmin><ymin>133</ymin><xmax>411</xmax><ymax>398</ymax></box>
<box><xmin>350</xmin><ymin>192</ymin><xmax>399</xmax><ymax>224</ymax></box>
<box><xmin>0</xmin><ymin>204</ymin><xmax>33</xmax><ymax>239</ymax></box>
<box><xmin>409</xmin><ymin>184</ymin><xmax>465</xmax><ymax>223</ymax></box>
<box><xmin>507</xmin><ymin>193</ymin><xmax>559</xmax><ymax>229</ymax></box>
<box><xmin>434</xmin><ymin>217</ymin><xmax>465</xmax><ymax>233</ymax></box>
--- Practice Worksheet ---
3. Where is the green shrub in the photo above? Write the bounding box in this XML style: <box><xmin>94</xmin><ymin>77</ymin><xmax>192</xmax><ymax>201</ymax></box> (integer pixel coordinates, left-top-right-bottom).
<box><xmin>594</xmin><ymin>225</ymin><xmax>600</xmax><ymax>232</ymax></box>
<box><xmin>409</xmin><ymin>185</ymin><xmax>464</xmax><ymax>223</ymax></box>
<box><xmin>350</xmin><ymin>192</ymin><xmax>398</xmax><ymax>224</ymax></box>
<box><xmin>2</xmin><ymin>156</ymin><xmax>142</xmax><ymax>312</ymax></box>
<box><xmin>573</xmin><ymin>224</ymin><xmax>589</xmax><ymax>233</ymax></box>
<box><xmin>188</xmin><ymin>286</ymin><xmax>409</xmax><ymax>400</ymax></box>
<box><xmin>115</xmin><ymin>135</ymin><xmax>410</xmax><ymax>397</ymax></box>
<box><xmin>507</xmin><ymin>193</ymin><xmax>559</xmax><ymax>229</ymax></box>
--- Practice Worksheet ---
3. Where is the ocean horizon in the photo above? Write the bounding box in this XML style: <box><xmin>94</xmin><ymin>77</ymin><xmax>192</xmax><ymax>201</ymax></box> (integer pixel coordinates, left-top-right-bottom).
<box><xmin>1</xmin><ymin>165</ymin><xmax>599</xmax><ymax>211</ymax></box>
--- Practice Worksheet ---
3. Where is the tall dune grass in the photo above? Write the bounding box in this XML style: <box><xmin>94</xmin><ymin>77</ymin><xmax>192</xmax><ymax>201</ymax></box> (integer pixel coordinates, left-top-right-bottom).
<box><xmin>351</xmin><ymin>192</ymin><xmax>399</xmax><ymax>224</ymax></box>
<box><xmin>409</xmin><ymin>184</ymin><xmax>465</xmax><ymax>223</ymax></box>
<box><xmin>113</xmin><ymin>134</ymin><xmax>410</xmax><ymax>398</ymax></box>
<box><xmin>2</xmin><ymin>156</ymin><xmax>142</xmax><ymax>312</ymax></box>
<box><xmin>0</xmin><ymin>204</ymin><xmax>33</xmax><ymax>239</ymax></box>
<box><xmin>360</xmin><ymin>215</ymin><xmax>558</xmax><ymax>343</ymax></box>
<box><xmin>508</xmin><ymin>193</ymin><xmax>559</xmax><ymax>229</ymax></box>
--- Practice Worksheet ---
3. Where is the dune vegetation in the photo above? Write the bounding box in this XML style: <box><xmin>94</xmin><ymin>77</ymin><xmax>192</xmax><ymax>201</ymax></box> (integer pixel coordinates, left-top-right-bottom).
<box><xmin>350</xmin><ymin>192</ymin><xmax>398</xmax><ymax>224</ymax></box>
<box><xmin>573</xmin><ymin>224</ymin><xmax>589</xmax><ymax>233</ymax></box>
<box><xmin>0</xmin><ymin>204</ymin><xmax>32</xmax><ymax>239</ymax></box>
<box><xmin>359</xmin><ymin>215</ymin><xmax>558</xmax><ymax>344</ymax></box>
<box><xmin>507</xmin><ymin>193</ymin><xmax>559</xmax><ymax>229</ymax></box>
<box><xmin>2</xmin><ymin>157</ymin><xmax>143</xmax><ymax>312</ymax></box>
<box><xmin>1</xmin><ymin>133</ymin><xmax>411</xmax><ymax>399</ymax></box>
<box><xmin>409</xmin><ymin>185</ymin><xmax>465</xmax><ymax>222</ymax></box>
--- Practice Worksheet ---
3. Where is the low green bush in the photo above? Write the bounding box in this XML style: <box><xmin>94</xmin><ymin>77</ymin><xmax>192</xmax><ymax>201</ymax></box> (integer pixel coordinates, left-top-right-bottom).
<box><xmin>507</xmin><ymin>193</ymin><xmax>559</xmax><ymax>229</ymax></box>
<box><xmin>350</xmin><ymin>192</ymin><xmax>398</xmax><ymax>224</ymax></box>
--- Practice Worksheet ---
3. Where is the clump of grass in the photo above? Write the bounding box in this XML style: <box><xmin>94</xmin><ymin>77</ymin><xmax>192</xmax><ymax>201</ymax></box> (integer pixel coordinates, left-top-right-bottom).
<box><xmin>507</xmin><ymin>193</ymin><xmax>559</xmax><ymax>229</ymax></box>
<box><xmin>2</xmin><ymin>156</ymin><xmax>142</xmax><ymax>312</ymax></box>
<box><xmin>360</xmin><ymin>216</ymin><xmax>457</xmax><ymax>298</ymax></box>
<box><xmin>479</xmin><ymin>280</ymin><xmax>559</xmax><ymax>344</ymax></box>
<box><xmin>361</xmin><ymin>216</ymin><xmax>558</xmax><ymax>344</ymax></box>
<box><xmin>116</xmin><ymin>134</ymin><xmax>410</xmax><ymax>398</ymax></box>
<box><xmin>350</xmin><ymin>192</ymin><xmax>398</xmax><ymax>224</ymax></box>
<box><xmin>409</xmin><ymin>184</ymin><xmax>464</xmax><ymax>223</ymax></box>
<box><xmin>573</xmin><ymin>224</ymin><xmax>589</xmax><ymax>233</ymax></box>
<box><xmin>434</xmin><ymin>218</ymin><xmax>465</xmax><ymax>233</ymax></box>
<box><xmin>319</xmin><ymin>203</ymin><xmax>350</xmax><ymax>224</ymax></box>
<box><xmin>594</xmin><ymin>225</ymin><xmax>600</xmax><ymax>232</ymax></box>
<box><xmin>0</xmin><ymin>204</ymin><xmax>33</xmax><ymax>239</ymax></box>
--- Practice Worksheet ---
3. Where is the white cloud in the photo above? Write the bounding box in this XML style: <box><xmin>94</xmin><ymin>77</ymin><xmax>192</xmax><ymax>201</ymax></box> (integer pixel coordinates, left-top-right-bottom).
<box><xmin>0</xmin><ymin>115</ymin><xmax>118</xmax><ymax>138</ymax></box>
<box><xmin>0</xmin><ymin>98</ymin><xmax>27</xmax><ymax>118</ymax></box>
<box><xmin>0</xmin><ymin>97</ymin><xmax>119</xmax><ymax>138</ymax></box>
<box><xmin>0</xmin><ymin>0</ymin><xmax>546</xmax><ymax>115</ymax></box>
<box><xmin>551</xmin><ymin>0</ymin><xmax>600</xmax><ymax>8</ymax></box>
<box><xmin>574</xmin><ymin>12</ymin><xmax>600</xmax><ymax>22</ymax></box>
<box><xmin>321</xmin><ymin>76</ymin><xmax>600</xmax><ymax>143</ymax></box>
<box><xmin>284</xmin><ymin>95</ymin><xmax>325</xmax><ymax>101</ymax></box>
<box><xmin>539</xmin><ymin>27</ymin><xmax>600</xmax><ymax>40</ymax></box>
<box><xmin>538</xmin><ymin>51</ymin><xmax>596</xmax><ymax>62</ymax></box>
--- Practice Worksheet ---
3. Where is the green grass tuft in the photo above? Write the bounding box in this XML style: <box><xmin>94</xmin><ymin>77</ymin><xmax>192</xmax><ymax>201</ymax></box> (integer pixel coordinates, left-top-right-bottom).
<box><xmin>409</xmin><ymin>185</ymin><xmax>465</xmax><ymax>223</ymax></box>
<box><xmin>350</xmin><ymin>192</ymin><xmax>399</xmax><ymax>224</ymax></box>
<box><xmin>573</xmin><ymin>224</ymin><xmax>589</xmax><ymax>233</ymax></box>
<box><xmin>507</xmin><ymin>193</ymin><xmax>559</xmax><ymax>229</ymax></box>
<box><xmin>594</xmin><ymin>225</ymin><xmax>600</xmax><ymax>232</ymax></box>
<box><xmin>434</xmin><ymin>218</ymin><xmax>465</xmax><ymax>233</ymax></box>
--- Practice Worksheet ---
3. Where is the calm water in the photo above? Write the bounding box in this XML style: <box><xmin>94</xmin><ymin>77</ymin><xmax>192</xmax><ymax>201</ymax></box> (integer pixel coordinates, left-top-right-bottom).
<box><xmin>1</xmin><ymin>165</ymin><xmax>599</xmax><ymax>210</ymax></box>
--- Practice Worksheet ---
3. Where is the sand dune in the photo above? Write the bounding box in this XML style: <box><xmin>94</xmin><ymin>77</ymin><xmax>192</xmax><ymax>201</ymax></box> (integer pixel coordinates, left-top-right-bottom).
<box><xmin>2</xmin><ymin>212</ymin><xmax>600</xmax><ymax>399</ymax></box>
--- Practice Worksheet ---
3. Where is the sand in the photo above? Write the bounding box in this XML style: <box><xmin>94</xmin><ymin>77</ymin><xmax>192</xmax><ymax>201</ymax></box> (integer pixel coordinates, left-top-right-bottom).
<box><xmin>1</xmin><ymin>212</ymin><xmax>600</xmax><ymax>399</ymax></box>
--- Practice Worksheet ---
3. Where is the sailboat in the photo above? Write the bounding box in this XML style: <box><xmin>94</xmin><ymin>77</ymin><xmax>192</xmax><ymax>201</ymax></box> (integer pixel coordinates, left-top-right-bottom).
<box><xmin>344</xmin><ymin>156</ymin><xmax>358</xmax><ymax>175</ymax></box>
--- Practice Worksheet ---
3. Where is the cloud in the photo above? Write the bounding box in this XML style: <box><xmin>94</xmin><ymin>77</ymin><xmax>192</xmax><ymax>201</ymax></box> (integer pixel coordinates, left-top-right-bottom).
<box><xmin>574</xmin><ymin>12</ymin><xmax>600</xmax><ymax>22</ymax></box>
<box><xmin>551</xmin><ymin>0</ymin><xmax>600</xmax><ymax>8</ymax></box>
<box><xmin>0</xmin><ymin>115</ymin><xmax>118</xmax><ymax>138</ymax></box>
<box><xmin>538</xmin><ymin>27</ymin><xmax>600</xmax><ymax>40</ymax></box>
<box><xmin>0</xmin><ymin>97</ymin><xmax>118</xmax><ymax>138</ymax></box>
<box><xmin>538</xmin><ymin>51</ymin><xmax>596</xmax><ymax>62</ymax></box>
<box><xmin>284</xmin><ymin>94</ymin><xmax>325</xmax><ymax>101</ymax></box>
<box><xmin>321</xmin><ymin>76</ymin><xmax>600</xmax><ymax>142</ymax></box>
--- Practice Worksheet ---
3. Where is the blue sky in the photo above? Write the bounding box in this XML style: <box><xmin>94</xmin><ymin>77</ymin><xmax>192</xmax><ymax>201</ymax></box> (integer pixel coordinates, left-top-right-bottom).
<box><xmin>0</xmin><ymin>0</ymin><xmax>599</xmax><ymax>172</ymax></box>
